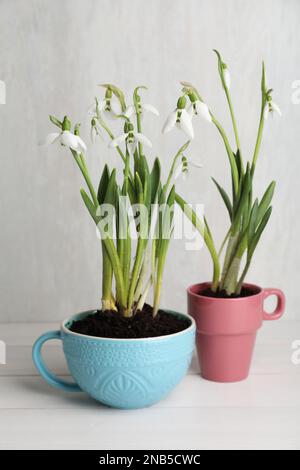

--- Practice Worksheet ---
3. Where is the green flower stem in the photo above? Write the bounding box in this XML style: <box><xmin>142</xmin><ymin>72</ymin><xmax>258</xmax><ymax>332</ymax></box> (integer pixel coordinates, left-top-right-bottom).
<box><xmin>127</xmin><ymin>238</ymin><xmax>146</xmax><ymax>316</ymax></box>
<box><xmin>120</xmin><ymin>154</ymin><xmax>132</xmax><ymax>295</ymax></box>
<box><xmin>122</xmin><ymin>227</ymin><xmax>131</xmax><ymax>295</ymax></box>
<box><xmin>71</xmin><ymin>150</ymin><xmax>98</xmax><ymax>206</ymax></box>
<box><xmin>251</xmin><ymin>104</ymin><xmax>265</xmax><ymax>175</ymax></box>
<box><xmin>103</xmin><ymin>237</ymin><xmax>127</xmax><ymax>311</ymax></box>
<box><xmin>175</xmin><ymin>193</ymin><xmax>220</xmax><ymax>291</ymax></box>
<box><xmin>133</xmin><ymin>86</ymin><xmax>146</xmax><ymax>157</ymax></box>
<box><xmin>96</xmin><ymin>110</ymin><xmax>133</xmax><ymax>180</ymax></box>
<box><xmin>251</xmin><ymin>63</ymin><xmax>267</xmax><ymax>175</ymax></box>
<box><xmin>164</xmin><ymin>141</ymin><xmax>190</xmax><ymax>194</ymax></box>
<box><xmin>136</xmin><ymin>111</ymin><xmax>143</xmax><ymax>157</ymax></box>
<box><xmin>123</xmin><ymin>150</ymin><xmax>130</xmax><ymax>194</ymax></box>
<box><xmin>223</xmin><ymin>85</ymin><xmax>243</xmax><ymax>167</ymax></box>
<box><xmin>134</xmin><ymin>249</ymin><xmax>149</xmax><ymax>303</ymax></box>
<box><xmin>153</xmin><ymin>250</ymin><xmax>167</xmax><ymax>317</ymax></box>
<box><xmin>164</xmin><ymin>154</ymin><xmax>180</xmax><ymax>193</ymax></box>
<box><xmin>211</xmin><ymin>116</ymin><xmax>239</xmax><ymax>196</ymax></box>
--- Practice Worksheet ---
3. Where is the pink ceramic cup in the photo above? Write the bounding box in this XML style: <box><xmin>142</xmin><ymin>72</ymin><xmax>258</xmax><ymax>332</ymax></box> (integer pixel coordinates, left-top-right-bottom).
<box><xmin>187</xmin><ymin>282</ymin><xmax>285</xmax><ymax>382</ymax></box>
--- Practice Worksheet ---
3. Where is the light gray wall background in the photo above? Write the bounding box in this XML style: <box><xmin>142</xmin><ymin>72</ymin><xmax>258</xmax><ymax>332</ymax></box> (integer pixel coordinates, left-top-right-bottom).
<box><xmin>0</xmin><ymin>0</ymin><xmax>299</xmax><ymax>322</ymax></box>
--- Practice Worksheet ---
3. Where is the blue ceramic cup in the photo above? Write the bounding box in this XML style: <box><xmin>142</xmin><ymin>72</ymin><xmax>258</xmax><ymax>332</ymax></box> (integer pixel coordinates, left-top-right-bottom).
<box><xmin>32</xmin><ymin>310</ymin><xmax>195</xmax><ymax>409</ymax></box>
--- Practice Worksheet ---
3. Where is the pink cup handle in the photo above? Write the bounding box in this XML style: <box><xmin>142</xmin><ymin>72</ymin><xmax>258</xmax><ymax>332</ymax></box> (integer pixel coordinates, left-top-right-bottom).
<box><xmin>262</xmin><ymin>288</ymin><xmax>285</xmax><ymax>320</ymax></box>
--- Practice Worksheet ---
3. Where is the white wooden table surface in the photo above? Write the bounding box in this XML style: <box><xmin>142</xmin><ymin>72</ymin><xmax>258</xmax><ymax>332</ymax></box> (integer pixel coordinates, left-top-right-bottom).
<box><xmin>0</xmin><ymin>321</ymin><xmax>299</xmax><ymax>450</ymax></box>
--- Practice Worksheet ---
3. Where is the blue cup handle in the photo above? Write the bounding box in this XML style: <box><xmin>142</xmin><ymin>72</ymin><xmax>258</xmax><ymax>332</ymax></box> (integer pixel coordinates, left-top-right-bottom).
<box><xmin>32</xmin><ymin>330</ymin><xmax>81</xmax><ymax>392</ymax></box>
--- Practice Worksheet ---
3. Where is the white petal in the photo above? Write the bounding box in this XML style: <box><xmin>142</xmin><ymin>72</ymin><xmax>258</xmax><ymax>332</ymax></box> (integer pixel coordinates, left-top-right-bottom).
<box><xmin>223</xmin><ymin>69</ymin><xmax>231</xmax><ymax>89</ymax></box>
<box><xmin>135</xmin><ymin>133</ymin><xmax>152</xmax><ymax>147</ymax></box>
<box><xmin>103</xmin><ymin>109</ymin><xmax>118</xmax><ymax>121</ymax></box>
<box><xmin>39</xmin><ymin>132</ymin><xmax>61</xmax><ymax>147</ymax></box>
<box><xmin>76</xmin><ymin>135</ymin><xmax>87</xmax><ymax>153</ymax></box>
<box><xmin>127</xmin><ymin>140</ymin><xmax>137</xmax><ymax>156</ymax></box>
<box><xmin>162</xmin><ymin>110</ymin><xmax>177</xmax><ymax>134</ymax></box>
<box><xmin>180</xmin><ymin>81</ymin><xmax>195</xmax><ymax>88</ymax></box>
<box><xmin>263</xmin><ymin>104</ymin><xmax>269</xmax><ymax>121</ymax></box>
<box><xmin>143</xmin><ymin>103</ymin><xmax>159</xmax><ymax>116</ymax></box>
<box><xmin>91</xmin><ymin>122</ymin><xmax>105</xmax><ymax>142</ymax></box>
<box><xmin>87</xmin><ymin>103</ymin><xmax>96</xmax><ymax>115</ymax></box>
<box><xmin>182</xmin><ymin>170</ymin><xmax>189</xmax><ymax>181</ymax></box>
<box><xmin>124</xmin><ymin>105</ymin><xmax>135</xmax><ymax>118</ymax></box>
<box><xmin>60</xmin><ymin>131</ymin><xmax>79</xmax><ymax>150</ymax></box>
<box><xmin>95</xmin><ymin>227</ymin><xmax>101</xmax><ymax>239</ymax></box>
<box><xmin>97</xmin><ymin>99</ymin><xmax>106</xmax><ymax>111</ymax></box>
<box><xmin>189</xmin><ymin>160</ymin><xmax>203</xmax><ymax>169</ymax></box>
<box><xmin>195</xmin><ymin>101</ymin><xmax>212</xmax><ymax>123</ymax></box>
<box><xmin>110</xmin><ymin>101</ymin><xmax>122</xmax><ymax>116</ymax></box>
<box><xmin>188</xmin><ymin>105</ymin><xmax>194</xmax><ymax>119</ymax></box>
<box><xmin>180</xmin><ymin>109</ymin><xmax>194</xmax><ymax>139</ymax></box>
<box><xmin>110</xmin><ymin>100</ymin><xmax>122</xmax><ymax>116</ymax></box>
<box><xmin>109</xmin><ymin>133</ymin><xmax>128</xmax><ymax>148</ymax></box>
<box><xmin>271</xmin><ymin>101</ymin><xmax>282</xmax><ymax>116</ymax></box>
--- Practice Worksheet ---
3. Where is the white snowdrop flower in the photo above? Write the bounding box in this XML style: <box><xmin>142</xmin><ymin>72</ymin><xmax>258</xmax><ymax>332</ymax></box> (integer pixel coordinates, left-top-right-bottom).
<box><xmin>97</xmin><ymin>97</ymin><xmax>121</xmax><ymax>120</ymax></box>
<box><xmin>89</xmin><ymin>98</ymin><xmax>121</xmax><ymax>121</ymax></box>
<box><xmin>213</xmin><ymin>50</ymin><xmax>231</xmax><ymax>90</ymax></box>
<box><xmin>125</xmin><ymin>103</ymin><xmax>159</xmax><ymax>118</ymax></box>
<box><xmin>109</xmin><ymin>123</ymin><xmax>152</xmax><ymax>156</ymax></box>
<box><xmin>90</xmin><ymin>118</ymin><xmax>104</xmax><ymax>143</ymax></box>
<box><xmin>40</xmin><ymin>117</ymin><xmax>87</xmax><ymax>153</ymax></box>
<box><xmin>162</xmin><ymin>96</ymin><xmax>194</xmax><ymax>139</ymax></box>
<box><xmin>263</xmin><ymin>97</ymin><xmax>281</xmax><ymax>120</ymax></box>
<box><xmin>174</xmin><ymin>156</ymin><xmax>203</xmax><ymax>181</ymax></box>
<box><xmin>189</xmin><ymin>99</ymin><xmax>212</xmax><ymax>123</ymax></box>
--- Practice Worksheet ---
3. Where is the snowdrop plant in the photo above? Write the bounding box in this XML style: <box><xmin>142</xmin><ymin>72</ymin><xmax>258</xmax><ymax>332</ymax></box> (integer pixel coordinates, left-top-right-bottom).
<box><xmin>174</xmin><ymin>50</ymin><xmax>280</xmax><ymax>296</ymax></box>
<box><xmin>42</xmin><ymin>84</ymin><xmax>194</xmax><ymax>317</ymax></box>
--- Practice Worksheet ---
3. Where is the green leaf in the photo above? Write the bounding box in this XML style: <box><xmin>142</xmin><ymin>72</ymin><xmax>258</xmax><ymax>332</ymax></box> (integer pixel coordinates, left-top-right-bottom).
<box><xmin>159</xmin><ymin>185</ymin><xmax>175</xmax><ymax>252</ymax></box>
<box><xmin>80</xmin><ymin>188</ymin><xmax>98</xmax><ymax>223</ymax></box>
<box><xmin>143</xmin><ymin>172</ymin><xmax>151</xmax><ymax>213</ymax></box>
<box><xmin>232</xmin><ymin>164</ymin><xmax>251</xmax><ymax>233</ymax></box>
<box><xmin>150</xmin><ymin>158</ymin><xmax>161</xmax><ymax>203</ymax></box>
<box><xmin>234</xmin><ymin>149</ymin><xmax>243</xmax><ymax>179</ymax></box>
<box><xmin>97</xmin><ymin>164</ymin><xmax>110</xmax><ymax>205</ymax></box>
<box><xmin>104</xmin><ymin>169</ymin><xmax>117</xmax><ymax>206</ymax></box>
<box><xmin>248</xmin><ymin>206</ymin><xmax>272</xmax><ymax>259</ymax></box>
<box><xmin>257</xmin><ymin>181</ymin><xmax>275</xmax><ymax>224</ymax></box>
<box><xmin>49</xmin><ymin>115</ymin><xmax>62</xmax><ymax>129</ymax></box>
<box><xmin>248</xmin><ymin>199</ymin><xmax>259</xmax><ymax>241</ymax></box>
<box><xmin>127</xmin><ymin>176</ymin><xmax>137</xmax><ymax>205</ymax></box>
<box><xmin>166</xmin><ymin>184</ymin><xmax>175</xmax><ymax>210</ymax></box>
<box><xmin>204</xmin><ymin>217</ymin><xmax>212</xmax><ymax>240</ymax></box>
<box><xmin>134</xmin><ymin>172</ymin><xmax>144</xmax><ymax>204</ymax></box>
<box><xmin>212</xmin><ymin>177</ymin><xmax>233</xmax><ymax>220</ymax></box>
<box><xmin>139</xmin><ymin>154</ymin><xmax>150</xmax><ymax>186</ymax></box>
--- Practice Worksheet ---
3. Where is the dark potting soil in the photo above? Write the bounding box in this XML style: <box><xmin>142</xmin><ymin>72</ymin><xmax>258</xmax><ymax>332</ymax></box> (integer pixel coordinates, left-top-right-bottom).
<box><xmin>201</xmin><ymin>286</ymin><xmax>258</xmax><ymax>299</ymax></box>
<box><xmin>69</xmin><ymin>304</ymin><xmax>191</xmax><ymax>339</ymax></box>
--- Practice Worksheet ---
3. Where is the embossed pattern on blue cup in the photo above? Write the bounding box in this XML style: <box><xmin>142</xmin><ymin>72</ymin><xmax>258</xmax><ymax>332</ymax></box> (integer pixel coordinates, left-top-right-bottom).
<box><xmin>32</xmin><ymin>310</ymin><xmax>196</xmax><ymax>409</ymax></box>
